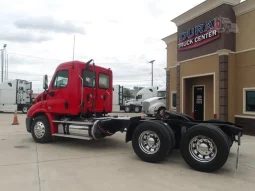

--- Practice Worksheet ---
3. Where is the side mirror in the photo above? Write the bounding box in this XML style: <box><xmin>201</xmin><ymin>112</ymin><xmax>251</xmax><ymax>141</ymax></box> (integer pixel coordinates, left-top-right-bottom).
<box><xmin>43</xmin><ymin>75</ymin><xmax>48</xmax><ymax>90</ymax></box>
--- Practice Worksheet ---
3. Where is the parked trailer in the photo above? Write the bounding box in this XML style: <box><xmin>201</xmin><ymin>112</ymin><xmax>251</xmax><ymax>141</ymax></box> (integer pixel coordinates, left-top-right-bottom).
<box><xmin>26</xmin><ymin>60</ymin><xmax>242</xmax><ymax>172</ymax></box>
<box><xmin>0</xmin><ymin>79</ymin><xmax>33</xmax><ymax>113</ymax></box>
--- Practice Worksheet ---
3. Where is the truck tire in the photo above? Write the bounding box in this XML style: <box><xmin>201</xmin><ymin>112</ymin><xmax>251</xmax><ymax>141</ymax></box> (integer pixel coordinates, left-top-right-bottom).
<box><xmin>132</xmin><ymin>121</ymin><xmax>173</xmax><ymax>163</ymax></box>
<box><xmin>124</xmin><ymin>106</ymin><xmax>131</xmax><ymax>113</ymax></box>
<box><xmin>134</xmin><ymin>106</ymin><xmax>141</xmax><ymax>113</ymax></box>
<box><xmin>180</xmin><ymin>124</ymin><xmax>229</xmax><ymax>172</ymax></box>
<box><xmin>207</xmin><ymin>119</ymin><xmax>233</xmax><ymax>148</ymax></box>
<box><xmin>22</xmin><ymin>106</ymin><xmax>28</xmax><ymax>114</ymax></box>
<box><xmin>31</xmin><ymin>116</ymin><xmax>52</xmax><ymax>143</ymax></box>
<box><xmin>152</xmin><ymin>120</ymin><xmax>176</xmax><ymax>154</ymax></box>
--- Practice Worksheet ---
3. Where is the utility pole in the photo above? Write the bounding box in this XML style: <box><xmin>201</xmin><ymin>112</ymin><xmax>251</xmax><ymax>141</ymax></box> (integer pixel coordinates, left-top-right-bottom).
<box><xmin>73</xmin><ymin>35</ymin><xmax>75</xmax><ymax>61</ymax></box>
<box><xmin>149</xmin><ymin>60</ymin><xmax>155</xmax><ymax>87</ymax></box>
<box><xmin>6</xmin><ymin>54</ymin><xmax>8</xmax><ymax>81</ymax></box>
<box><xmin>1</xmin><ymin>44</ymin><xmax>7</xmax><ymax>83</ymax></box>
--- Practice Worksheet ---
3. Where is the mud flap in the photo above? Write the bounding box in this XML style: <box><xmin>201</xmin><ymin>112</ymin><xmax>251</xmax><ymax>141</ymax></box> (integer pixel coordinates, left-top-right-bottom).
<box><xmin>236</xmin><ymin>132</ymin><xmax>241</xmax><ymax>171</ymax></box>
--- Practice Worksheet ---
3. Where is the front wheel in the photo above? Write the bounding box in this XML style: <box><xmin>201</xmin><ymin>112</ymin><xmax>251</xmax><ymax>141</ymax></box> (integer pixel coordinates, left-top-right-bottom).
<box><xmin>31</xmin><ymin>116</ymin><xmax>52</xmax><ymax>143</ymax></box>
<box><xmin>180</xmin><ymin>124</ymin><xmax>229</xmax><ymax>172</ymax></box>
<box><xmin>132</xmin><ymin>121</ymin><xmax>173</xmax><ymax>163</ymax></box>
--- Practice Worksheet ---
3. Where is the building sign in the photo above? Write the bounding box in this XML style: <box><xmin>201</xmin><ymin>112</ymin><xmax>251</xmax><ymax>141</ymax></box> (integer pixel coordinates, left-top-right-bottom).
<box><xmin>178</xmin><ymin>19</ymin><xmax>221</xmax><ymax>51</ymax></box>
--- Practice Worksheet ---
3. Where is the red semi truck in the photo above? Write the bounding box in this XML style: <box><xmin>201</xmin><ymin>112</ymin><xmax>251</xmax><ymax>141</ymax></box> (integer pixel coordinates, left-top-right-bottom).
<box><xmin>26</xmin><ymin>60</ymin><xmax>243</xmax><ymax>172</ymax></box>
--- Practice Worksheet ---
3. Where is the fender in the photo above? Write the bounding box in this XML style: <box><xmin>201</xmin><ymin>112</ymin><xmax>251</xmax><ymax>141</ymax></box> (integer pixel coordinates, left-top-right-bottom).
<box><xmin>148</xmin><ymin>102</ymin><xmax>166</xmax><ymax>113</ymax></box>
<box><xmin>125</xmin><ymin>116</ymin><xmax>142</xmax><ymax>142</ymax></box>
<box><xmin>28</xmin><ymin>106</ymin><xmax>58</xmax><ymax>135</ymax></box>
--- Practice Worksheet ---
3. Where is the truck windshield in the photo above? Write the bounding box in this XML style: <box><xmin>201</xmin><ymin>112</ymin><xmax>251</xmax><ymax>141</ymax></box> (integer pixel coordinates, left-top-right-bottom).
<box><xmin>53</xmin><ymin>70</ymin><xmax>69</xmax><ymax>89</ymax></box>
<box><xmin>157</xmin><ymin>91</ymin><xmax>166</xmax><ymax>98</ymax></box>
<box><xmin>136</xmin><ymin>95</ymin><xmax>142</xmax><ymax>99</ymax></box>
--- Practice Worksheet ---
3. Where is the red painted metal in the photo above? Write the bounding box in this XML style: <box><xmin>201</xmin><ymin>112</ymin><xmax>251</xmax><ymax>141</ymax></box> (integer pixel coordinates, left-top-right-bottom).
<box><xmin>27</xmin><ymin>60</ymin><xmax>113</xmax><ymax>135</ymax></box>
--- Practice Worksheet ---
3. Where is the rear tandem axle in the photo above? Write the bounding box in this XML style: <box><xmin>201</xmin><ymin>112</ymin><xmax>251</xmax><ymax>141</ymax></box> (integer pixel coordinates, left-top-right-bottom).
<box><xmin>26</xmin><ymin>110</ymin><xmax>242</xmax><ymax>173</ymax></box>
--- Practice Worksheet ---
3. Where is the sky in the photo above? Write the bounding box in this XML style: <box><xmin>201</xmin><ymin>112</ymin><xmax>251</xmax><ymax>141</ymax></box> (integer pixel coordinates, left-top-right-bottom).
<box><xmin>0</xmin><ymin>0</ymin><xmax>206</xmax><ymax>93</ymax></box>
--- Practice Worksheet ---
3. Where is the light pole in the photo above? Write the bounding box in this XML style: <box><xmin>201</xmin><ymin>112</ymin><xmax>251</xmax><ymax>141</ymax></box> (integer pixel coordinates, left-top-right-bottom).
<box><xmin>1</xmin><ymin>44</ymin><xmax>7</xmax><ymax>83</ymax></box>
<box><xmin>149</xmin><ymin>60</ymin><xmax>155</xmax><ymax>87</ymax></box>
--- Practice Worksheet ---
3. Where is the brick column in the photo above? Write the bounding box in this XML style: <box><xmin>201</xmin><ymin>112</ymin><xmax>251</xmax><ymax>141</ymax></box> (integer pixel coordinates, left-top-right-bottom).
<box><xmin>176</xmin><ymin>65</ymin><xmax>180</xmax><ymax>112</ymax></box>
<box><xmin>219</xmin><ymin>55</ymin><xmax>228</xmax><ymax>121</ymax></box>
<box><xmin>166</xmin><ymin>69</ymin><xmax>170</xmax><ymax>110</ymax></box>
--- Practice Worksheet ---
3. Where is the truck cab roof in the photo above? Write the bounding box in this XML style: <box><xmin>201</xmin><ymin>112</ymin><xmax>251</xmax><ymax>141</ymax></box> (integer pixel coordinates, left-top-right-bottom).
<box><xmin>57</xmin><ymin>60</ymin><xmax>112</xmax><ymax>73</ymax></box>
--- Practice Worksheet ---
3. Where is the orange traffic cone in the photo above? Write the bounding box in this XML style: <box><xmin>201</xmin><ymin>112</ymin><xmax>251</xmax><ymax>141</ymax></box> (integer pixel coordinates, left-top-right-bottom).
<box><xmin>12</xmin><ymin>110</ymin><xmax>19</xmax><ymax>125</ymax></box>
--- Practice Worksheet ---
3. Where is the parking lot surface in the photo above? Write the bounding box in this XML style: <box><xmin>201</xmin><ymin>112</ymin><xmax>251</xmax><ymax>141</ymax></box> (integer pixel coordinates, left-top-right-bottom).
<box><xmin>0</xmin><ymin>112</ymin><xmax>255</xmax><ymax>191</ymax></box>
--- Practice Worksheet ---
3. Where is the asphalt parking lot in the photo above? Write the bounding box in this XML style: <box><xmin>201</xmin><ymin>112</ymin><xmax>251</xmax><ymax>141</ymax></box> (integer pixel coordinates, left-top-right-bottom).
<box><xmin>0</xmin><ymin>112</ymin><xmax>255</xmax><ymax>191</ymax></box>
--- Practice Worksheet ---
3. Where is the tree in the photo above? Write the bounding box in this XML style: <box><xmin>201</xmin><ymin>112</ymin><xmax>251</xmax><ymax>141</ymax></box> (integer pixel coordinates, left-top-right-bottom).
<box><xmin>133</xmin><ymin>86</ymin><xmax>144</xmax><ymax>91</ymax></box>
<box><xmin>123</xmin><ymin>88</ymin><xmax>133</xmax><ymax>98</ymax></box>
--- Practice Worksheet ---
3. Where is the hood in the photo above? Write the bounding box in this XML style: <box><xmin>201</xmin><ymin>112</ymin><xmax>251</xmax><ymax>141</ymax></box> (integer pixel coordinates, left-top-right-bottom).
<box><xmin>143</xmin><ymin>97</ymin><xmax>163</xmax><ymax>103</ymax></box>
<box><xmin>125</xmin><ymin>99</ymin><xmax>135</xmax><ymax>103</ymax></box>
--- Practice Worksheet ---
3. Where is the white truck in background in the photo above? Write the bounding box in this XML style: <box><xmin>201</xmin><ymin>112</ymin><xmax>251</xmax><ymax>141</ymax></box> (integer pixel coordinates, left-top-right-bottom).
<box><xmin>142</xmin><ymin>87</ymin><xmax>166</xmax><ymax>116</ymax></box>
<box><xmin>124</xmin><ymin>86</ymin><xmax>158</xmax><ymax>113</ymax></box>
<box><xmin>0</xmin><ymin>79</ymin><xmax>33</xmax><ymax>113</ymax></box>
<box><xmin>112</xmin><ymin>84</ymin><xmax>124</xmax><ymax>112</ymax></box>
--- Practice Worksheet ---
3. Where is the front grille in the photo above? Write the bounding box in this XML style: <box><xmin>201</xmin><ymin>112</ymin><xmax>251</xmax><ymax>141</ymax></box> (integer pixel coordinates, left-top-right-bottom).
<box><xmin>143</xmin><ymin>102</ymin><xmax>150</xmax><ymax>111</ymax></box>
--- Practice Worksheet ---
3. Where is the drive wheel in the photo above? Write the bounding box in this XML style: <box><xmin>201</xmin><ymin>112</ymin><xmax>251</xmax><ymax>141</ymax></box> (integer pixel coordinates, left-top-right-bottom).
<box><xmin>31</xmin><ymin>116</ymin><xmax>52</xmax><ymax>143</ymax></box>
<box><xmin>207</xmin><ymin>119</ymin><xmax>233</xmax><ymax>148</ymax></box>
<box><xmin>134</xmin><ymin>106</ymin><xmax>140</xmax><ymax>113</ymax></box>
<box><xmin>132</xmin><ymin>121</ymin><xmax>172</xmax><ymax>163</ymax></box>
<box><xmin>124</xmin><ymin>106</ymin><xmax>131</xmax><ymax>113</ymax></box>
<box><xmin>180</xmin><ymin>124</ymin><xmax>229</xmax><ymax>172</ymax></box>
<box><xmin>152</xmin><ymin>120</ymin><xmax>176</xmax><ymax>154</ymax></box>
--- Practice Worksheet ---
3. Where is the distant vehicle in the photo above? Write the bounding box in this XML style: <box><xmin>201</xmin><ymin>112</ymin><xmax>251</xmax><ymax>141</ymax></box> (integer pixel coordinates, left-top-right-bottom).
<box><xmin>142</xmin><ymin>87</ymin><xmax>166</xmax><ymax>116</ymax></box>
<box><xmin>0</xmin><ymin>79</ymin><xmax>33</xmax><ymax>113</ymax></box>
<box><xmin>124</xmin><ymin>86</ymin><xmax>158</xmax><ymax>113</ymax></box>
<box><xmin>112</xmin><ymin>84</ymin><xmax>124</xmax><ymax>112</ymax></box>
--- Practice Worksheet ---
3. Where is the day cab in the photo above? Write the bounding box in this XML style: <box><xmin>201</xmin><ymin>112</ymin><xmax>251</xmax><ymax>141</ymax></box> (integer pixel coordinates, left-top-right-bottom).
<box><xmin>26</xmin><ymin>60</ymin><xmax>113</xmax><ymax>138</ymax></box>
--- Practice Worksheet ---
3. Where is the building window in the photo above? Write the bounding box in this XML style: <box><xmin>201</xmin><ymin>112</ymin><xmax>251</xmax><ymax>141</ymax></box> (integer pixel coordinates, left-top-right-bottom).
<box><xmin>171</xmin><ymin>91</ymin><xmax>177</xmax><ymax>109</ymax></box>
<box><xmin>244</xmin><ymin>88</ymin><xmax>255</xmax><ymax>114</ymax></box>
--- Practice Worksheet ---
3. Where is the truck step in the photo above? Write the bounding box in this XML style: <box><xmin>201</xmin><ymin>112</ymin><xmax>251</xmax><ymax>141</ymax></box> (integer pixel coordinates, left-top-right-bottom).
<box><xmin>52</xmin><ymin>120</ymin><xmax>93</xmax><ymax>125</ymax></box>
<box><xmin>52</xmin><ymin>133</ymin><xmax>93</xmax><ymax>140</ymax></box>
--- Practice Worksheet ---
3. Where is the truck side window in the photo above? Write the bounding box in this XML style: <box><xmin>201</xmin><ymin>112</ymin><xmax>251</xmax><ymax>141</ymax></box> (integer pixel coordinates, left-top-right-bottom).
<box><xmin>82</xmin><ymin>70</ymin><xmax>95</xmax><ymax>88</ymax></box>
<box><xmin>136</xmin><ymin>95</ymin><xmax>142</xmax><ymax>99</ymax></box>
<box><xmin>99</xmin><ymin>73</ymin><xmax>110</xmax><ymax>89</ymax></box>
<box><xmin>53</xmin><ymin>70</ymin><xmax>69</xmax><ymax>89</ymax></box>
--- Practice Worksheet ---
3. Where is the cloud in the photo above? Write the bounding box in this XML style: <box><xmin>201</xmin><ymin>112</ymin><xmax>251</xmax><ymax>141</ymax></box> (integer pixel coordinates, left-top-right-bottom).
<box><xmin>15</xmin><ymin>17</ymin><xmax>86</xmax><ymax>35</ymax></box>
<box><xmin>0</xmin><ymin>31</ymin><xmax>52</xmax><ymax>43</ymax></box>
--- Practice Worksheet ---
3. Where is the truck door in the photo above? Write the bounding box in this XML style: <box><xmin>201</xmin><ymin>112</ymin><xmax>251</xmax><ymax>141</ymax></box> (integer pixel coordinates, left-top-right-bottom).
<box><xmin>136</xmin><ymin>94</ymin><xmax>143</xmax><ymax>105</ymax></box>
<box><xmin>82</xmin><ymin>69</ymin><xmax>96</xmax><ymax>112</ymax></box>
<box><xmin>46</xmin><ymin>69</ymin><xmax>71</xmax><ymax>114</ymax></box>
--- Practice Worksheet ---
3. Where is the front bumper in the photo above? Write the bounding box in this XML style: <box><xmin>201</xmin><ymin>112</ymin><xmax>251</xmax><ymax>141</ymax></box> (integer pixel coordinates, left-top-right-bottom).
<box><xmin>26</xmin><ymin>117</ymin><xmax>32</xmax><ymax>133</ymax></box>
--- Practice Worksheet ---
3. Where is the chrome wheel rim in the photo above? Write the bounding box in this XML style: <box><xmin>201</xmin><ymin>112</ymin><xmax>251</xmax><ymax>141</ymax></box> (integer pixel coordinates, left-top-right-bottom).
<box><xmin>125</xmin><ymin>107</ymin><xmax>130</xmax><ymax>112</ymax></box>
<box><xmin>135</xmin><ymin>107</ymin><xmax>139</xmax><ymax>112</ymax></box>
<box><xmin>139</xmin><ymin>131</ymin><xmax>160</xmax><ymax>154</ymax></box>
<box><xmin>189</xmin><ymin>135</ymin><xmax>217</xmax><ymax>163</ymax></box>
<box><xmin>34</xmin><ymin>121</ymin><xmax>46</xmax><ymax>138</ymax></box>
